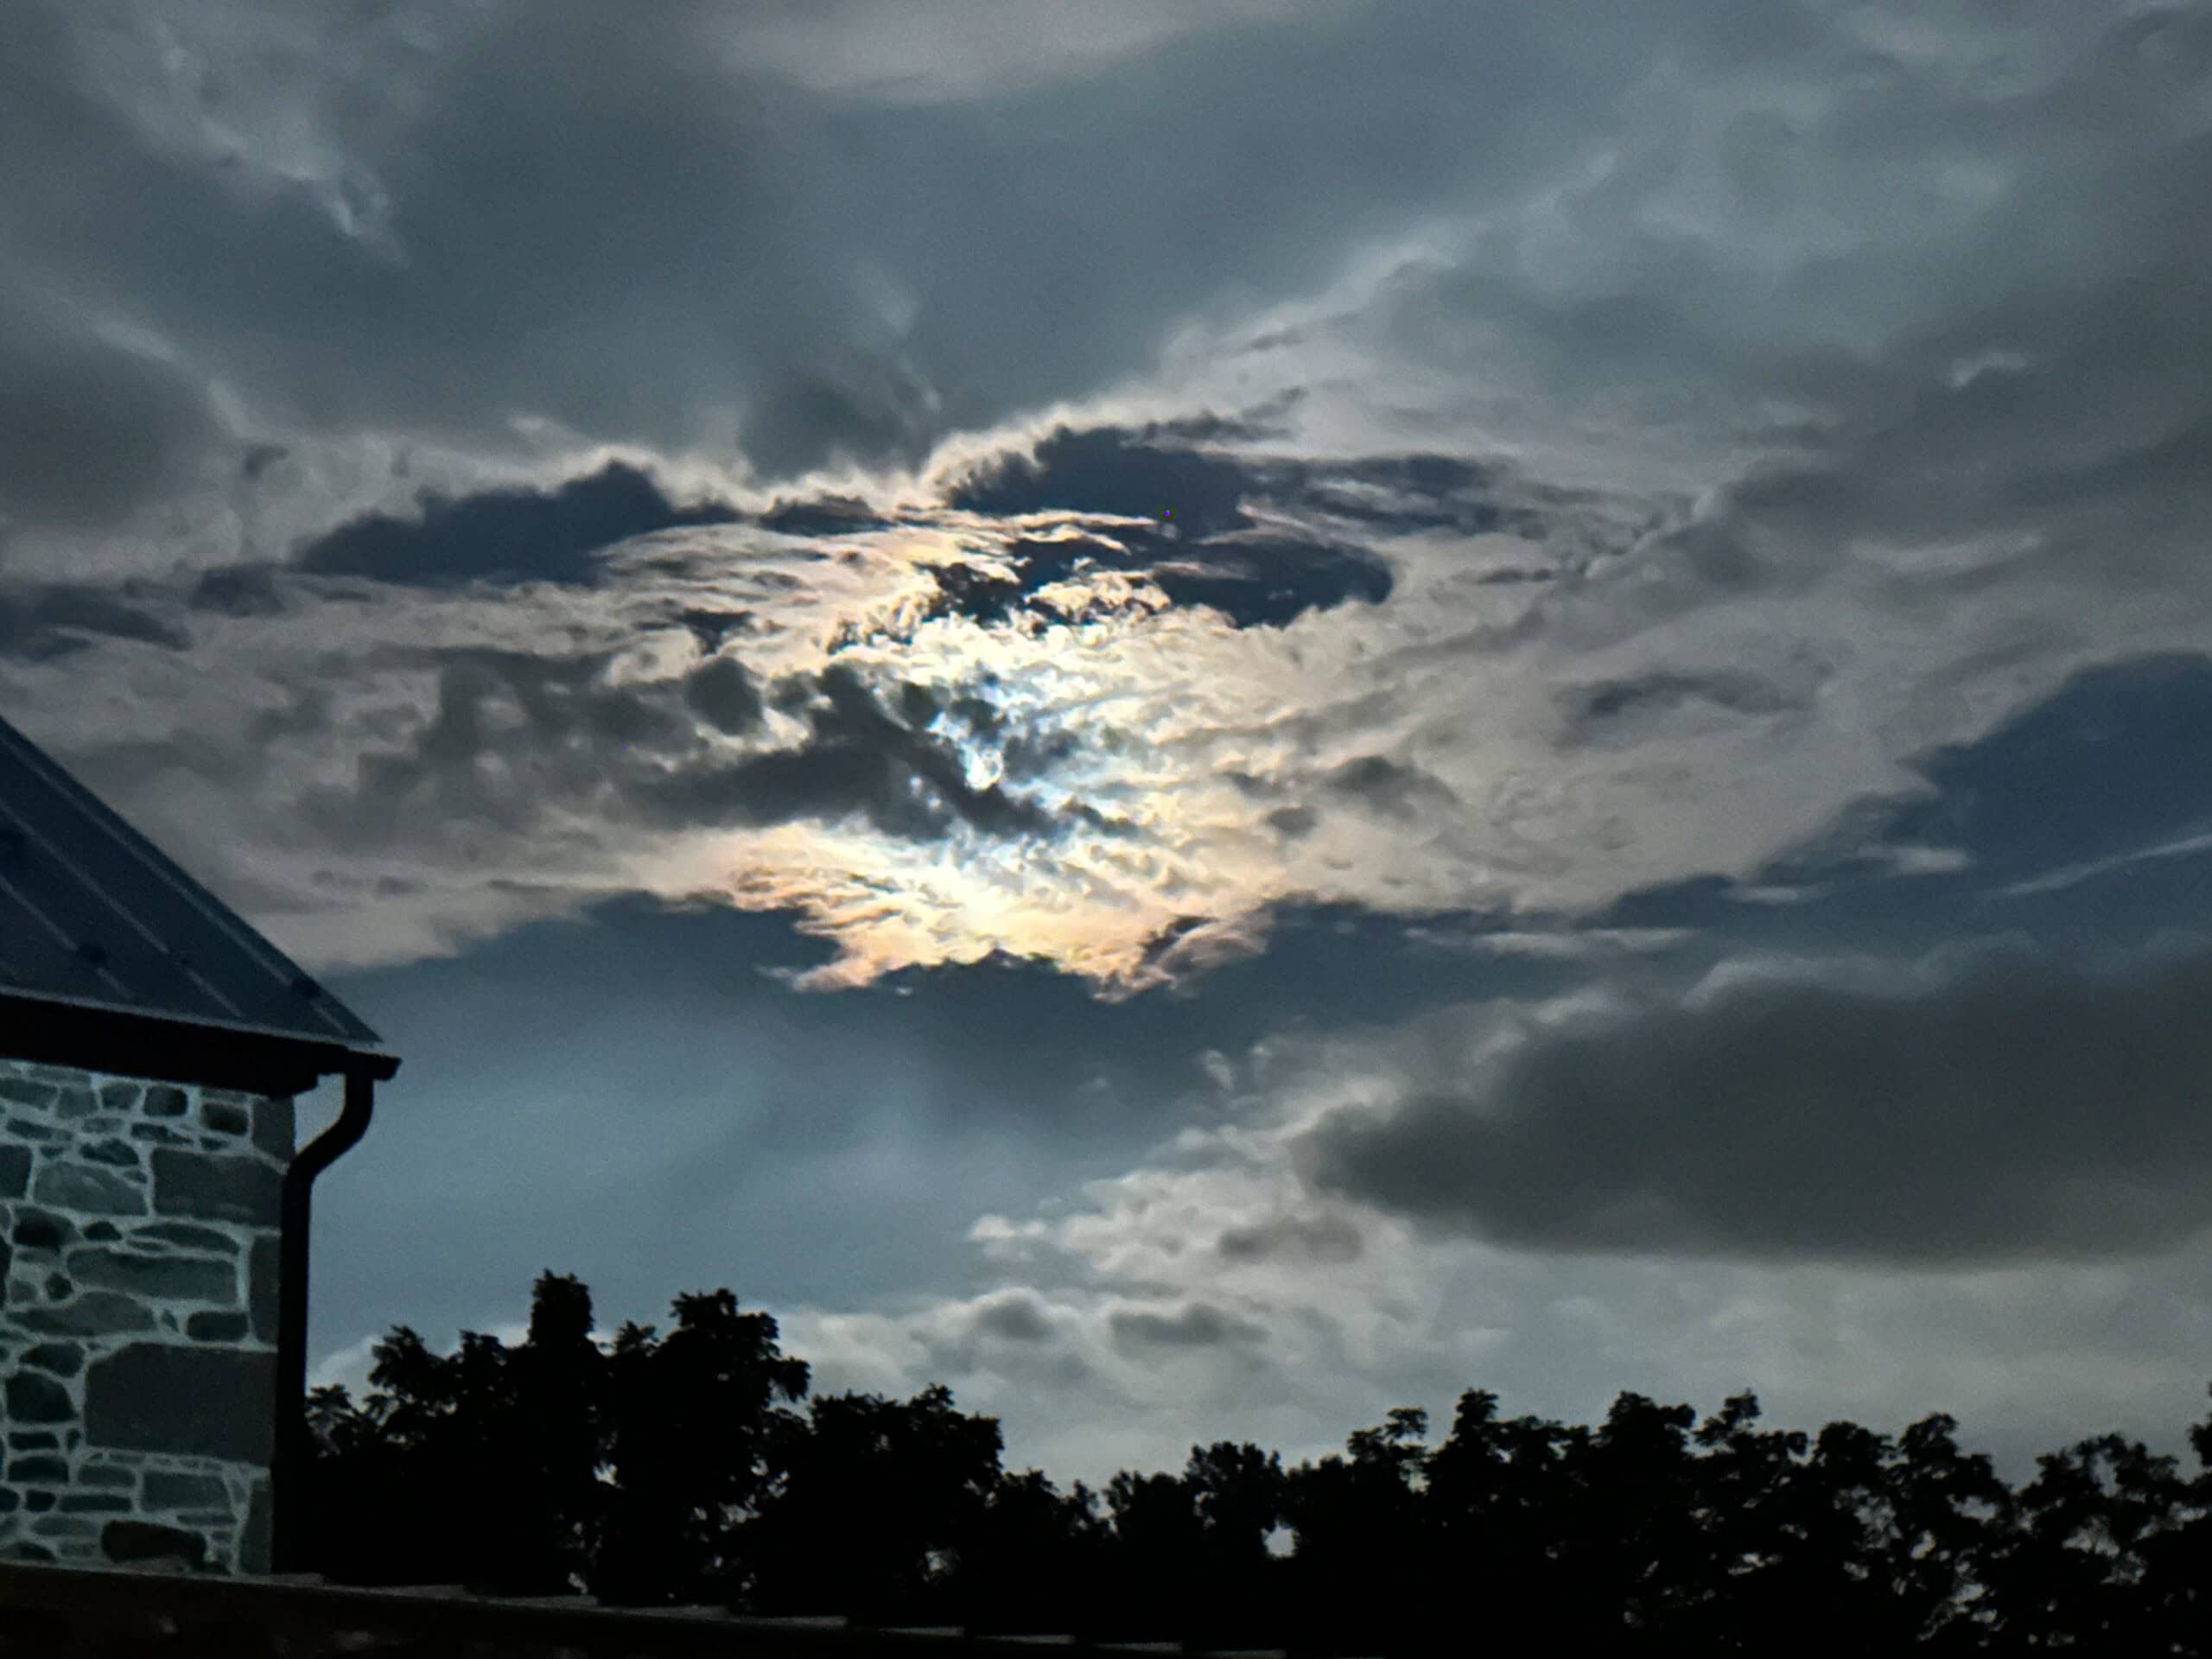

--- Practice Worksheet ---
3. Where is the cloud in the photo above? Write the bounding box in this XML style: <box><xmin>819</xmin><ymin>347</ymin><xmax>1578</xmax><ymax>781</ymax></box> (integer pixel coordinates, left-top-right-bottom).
<box><xmin>1321</xmin><ymin>754</ymin><xmax>1457</xmax><ymax>819</ymax></box>
<box><xmin>1215</xmin><ymin>1211</ymin><xmax>1364</xmax><ymax>1265</ymax></box>
<box><xmin>0</xmin><ymin>308</ymin><xmax>219</xmax><ymax>532</ymax></box>
<box><xmin>1300</xmin><ymin>946</ymin><xmax>2212</xmax><ymax>1264</ymax></box>
<box><xmin>3</xmin><ymin>0</ymin><xmax>2209</xmax><ymax>1008</ymax></box>
<box><xmin>970</xmin><ymin>1291</ymin><xmax>1059</xmax><ymax>1344</ymax></box>
<box><xmin>295</xmin><ymin>461</ymin><xmax>742</xmax><ymax>588</ymax></box>
<box><xmin>932</xmin><ymin>420</ymin><xmax>1400</xmax><ymax>630</ymax></box>
<box><xmin>0</xmin><ymin>579</ymin><xmax>192</xmax><ymax>659</ymax></box>
<box><xmin>1555</xmin><ymin>669</ymin><xmax>1814</xmax><ymax>748</ymax></box>
<box><xmin>1109</xmin><ymin>1300</ymin><xmax>1269</xmax><ymax>1352</ymax></box>
<box><xmin>795</xmin><ymin>977</ymin><xmax>2212</xmax><ymax>1488</ymax></box>
<box><xmin>681</xmin><ymin>652</ymin><xmax>764</xmax><ymax>735</ymax></box>
<box><xmin>641</xmin><ymin>663</ymin><xmax>1063</xmax><ymax>842</ymax></box>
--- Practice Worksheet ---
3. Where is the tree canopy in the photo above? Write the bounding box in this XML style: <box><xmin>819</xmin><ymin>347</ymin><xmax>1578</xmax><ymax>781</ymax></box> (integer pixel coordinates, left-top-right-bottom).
<box><xmin>305</xmin><ymin>1271</ymin><xmax>2212</xmax><ymax>1655</ymax></box>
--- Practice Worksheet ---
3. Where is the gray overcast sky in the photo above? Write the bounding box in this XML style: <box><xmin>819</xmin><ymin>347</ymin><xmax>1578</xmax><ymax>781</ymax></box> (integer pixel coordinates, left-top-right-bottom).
<box><xmin>4</xmin><ymin>0</ymin><xmax>2212</xmax><ymax>1487</ymax></box>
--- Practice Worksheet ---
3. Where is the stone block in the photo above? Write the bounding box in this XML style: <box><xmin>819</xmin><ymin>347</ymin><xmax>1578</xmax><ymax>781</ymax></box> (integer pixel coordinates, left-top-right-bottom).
<box><xmin>67</xmin><ymin>1248</ymin><xmax>236</xmax><ymax>1303</ymax></box>
<box><xmin>0</xmin><ymin>1079</ymin><xmax>56</xmax><ymax>1109</ymax></box>
<box><xmin>75</xmin><ymin>1463</ymin><xmax>136</xmax><ymax>1490</ymax></box>
<box><xmin>82</xmin><ymin>1221</ymin><xmax>119</xmax><ymax>1242</ymax></box>
<box><xmin>29</xmin><ymin>1163</ymin><xmax>147</xmax><ymax>1217</ymax></box>
<box><xmin>82</xmin><ymin>1344</ymin><xmax>275</xmax><ymax>1465</ymax></box>
<box><xmin>10</xmin><ymin>1210</ymin><xmax>73</xmax><ymax>1252</ymax></box>
<box><xmin>16</xmin><ymin>1292</ymin><xmax>155</xmax><ymax>1337</ymax></box>
<box><xmin>0</xmin><ymin>1490</ymin><xmax>16</xmax><ymax>1514</ymax></box>
<box><xmin>143</xmin><ymin>1471</ymin><xmax>228</xmax><ymax>1510</ymax></box>
<box><xmin>7</xmin><ymin>1456</ymin><xmax>67</xmax><ymax>1483</ymax></box>
<box><xmin>21</xmin><ymin>1342</ymin><xmax>84</xmax><ymax>1377</ymax></box>
<box><xmin>184</xmin><ymin>1311</ymin><xmax>250</xmax><ymax>1342</ymax></box>
<box><xmin>29</xmin><ymin>1514</ymin><xmax>100</xmax><ymax>1538</ymax></box>
<box><xmin>149</xmin><ymin>1152</ymin><xmax>280</xmax><ymax>1226</ymax></box>
<box><xmin>3</xmin><ymin>1374</ymin><xmax>73</xmax><ymax>1424</ymax></box>
<box><xmin>251</xmin><ymin>1096</ymin><xmax>294</xmax><ymax>1160</ymax></box>
<box><xmin>0</xmin><ymin>1145</ymin><xmax>29</xmax><ymax>1200</ymax></box>
<box><xmin>57</xmin><ymin>1492</ymin><xmax>131</xmax><ymax>1513</ymax></box>
<box><xmin>6</xmin><ymin>1433</ymin><xmax>57</xmax><ymax>1450</ymax></box>
<box><xmin>132</xmin><ymin>1222</ymin><xmax>237</xmax><ymax>1254</ymax></box>
<box><xmin>130</xmin><ymin>1123</ymin><xmax>190</xmax><ymax>1144</ymax></box>
<box><xmin>98</xmin><ymin>1083</ymin><xmax>140</xmax><ymax>1111</ymax></box>
<box><xmin>142</xmin><ymin>1086</ymin><xmax>188</xmax><ymax>1117</ymax></box>
<box><xmin>53</xmin><ymin>1088</ymin><xmax>95</xmax><ymax>1121</ymax></box>
<box><xmin>80</xmin><ymin>1139</ymin><xmax>139</xmax><ymax>1167</ymax></box>
<box><xmin>3</xmin><ymin>1118</ymin><xmax>59</xmax><ymax>1141</ymax></box>
<box><xmin>249</xmin><ymin>1234</ymin><xmax>281</xmax><ymax>1344</ymax></box>
<box><xmin>102</xmin><ymin>1519</ymin><xmax>206</xmax><ymax>1568</ymax></box>
<box><xmin>200</xmin><ymin>1100</ymin><xmax>250</xmax><ymax>1135</ymax></box>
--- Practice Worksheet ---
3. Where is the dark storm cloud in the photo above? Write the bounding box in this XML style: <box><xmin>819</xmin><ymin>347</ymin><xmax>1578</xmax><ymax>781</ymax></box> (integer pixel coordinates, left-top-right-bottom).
<box><xmin>289</xmin><ymin>642</ymin><xmax>1062</xmax><ymax>861</ymax></box>
<box><xmin>931</xmin><ymin>422</ymin><xmax>1461</xmax><ymax>629</ymax></box>
<box><xmin>299</xmin><ymin>647</ymin><xmax>690</xmax><ymax>852</ymax></box>
<box><xmin>0</xmin><ymin>0</ymin><xmax>1667</xmax><ymax>492</ymax></box>
<box><xmin>1303</xmin><ymin>946</ymin><xmax>2212</xmax><ymax>1265</ymax></box>
<box><xmin>0</xmin><ymin>580</ymin><xmax>192</xmax><ymax>659</ymax></box>
<box><xmin>1323</xmin><ymin>755</ymin><xmax>1457</xmax><ymax>818</ymax></box>
<box><xmin>682</xmin><ymin>653</ymin><xmax>763</xmax><ymax>735</ymax></box>
<box><xmin>923</xmin><ymin>526</ymin><xmax>1395</xmax><ymax>633</ymax></box>
<box><xmin>186</xmin><ymin>564</ymin><xmax>291</xmax><ymax>618</ymax></box>
<box><xmin>1214</xmin><ymin>1211</ymin><xmax>1363</xmax><ymax>1266</ymax></box>
<box><xmin>946</xmin><ymin>418</ymin><xmax>1503</xmax><ymax>539</ymax></box>
<box><xmin>295</xmin><ymin>462</ymin><xmax>742</xmax><ymax>588</ymax></box>
<box><xmin>645</xmin><ymin>664</ymin><xmax>1058</xmax><ymax>841</ymax></box>
<box><xmin>0</xmin><ymin>315</ymin><xmax>219</xmax><ymax>532</ymax></box>
<box><xmin>1557</xmin><ymin>671</ymin><xmax>1809</xmax><ymax>747</ymax></box>
<box><xmin>1109</xmin><ymin>1301</ymin><xmax>1268</xmax><ymax>1353</ymax></box>
<box><xmin>948</xmin><ymin>422</ymin><xmax>1292</xmax><ymax>540</ymax></box>
<box><xmin>753</xmin><ymin>496</ymin><xmax>891</xmax><ymax>537</ymax></box>
<box><xmin>970</xmin><ymin>1293</ymin><xmax>1058</xmax><ymax>1344</ymax></box>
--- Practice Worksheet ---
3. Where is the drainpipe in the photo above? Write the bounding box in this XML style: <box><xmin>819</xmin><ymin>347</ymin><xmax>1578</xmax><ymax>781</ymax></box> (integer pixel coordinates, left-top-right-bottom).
<box><xmin>270</xmin><ymin>1065</ymin><xmax>379</xmax><ymax>1574</ymax></box>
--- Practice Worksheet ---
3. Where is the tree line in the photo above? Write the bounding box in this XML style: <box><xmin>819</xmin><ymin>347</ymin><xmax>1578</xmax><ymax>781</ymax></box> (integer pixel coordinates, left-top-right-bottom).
<box><xmin>304</xmin><ymin>1272</ymin><xmax>2212</xmax><ymax>1656</ymax></box>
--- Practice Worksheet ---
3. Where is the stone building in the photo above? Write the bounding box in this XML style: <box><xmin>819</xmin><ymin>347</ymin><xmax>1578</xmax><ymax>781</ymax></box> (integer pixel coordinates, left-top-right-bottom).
<box><xmin>0</xmin><ymin>714</ymin><xmax>397</xmax><ymax>1574</ymax></box>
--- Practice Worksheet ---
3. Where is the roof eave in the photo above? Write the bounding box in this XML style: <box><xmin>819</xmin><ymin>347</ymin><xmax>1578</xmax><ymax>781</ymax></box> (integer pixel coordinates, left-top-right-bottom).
<box><xmin>0</xmin><ymin>991</ymin><xmax>399</xmax><ymax>1098</ymax></box>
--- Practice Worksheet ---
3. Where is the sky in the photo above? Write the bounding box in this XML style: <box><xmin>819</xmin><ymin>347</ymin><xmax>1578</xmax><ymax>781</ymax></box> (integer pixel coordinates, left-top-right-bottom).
<box><xmin>4</xmin><ymin>0</ymin><xmax>2211</xmax><ymax>1489</ymax></box>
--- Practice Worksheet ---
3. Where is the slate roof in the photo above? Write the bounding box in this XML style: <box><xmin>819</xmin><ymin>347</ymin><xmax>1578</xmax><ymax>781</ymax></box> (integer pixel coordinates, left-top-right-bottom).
<box><xmin>0</xmin><ymin>711</ymin><xmax>392</xmax><ymax>1070</ymax></box>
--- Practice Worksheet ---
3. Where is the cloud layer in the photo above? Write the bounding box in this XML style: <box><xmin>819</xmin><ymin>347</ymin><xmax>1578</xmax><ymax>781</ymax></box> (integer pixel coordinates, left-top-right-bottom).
<box><xmin>1302</xmin><ymin>948</ymin><xmax>2212</xmax><ymax>1263</ymax></box>
<box><xmin>9</xmin><ymin>0</ymin><xmax>2212</xmax><ymax>1496</ymax></box>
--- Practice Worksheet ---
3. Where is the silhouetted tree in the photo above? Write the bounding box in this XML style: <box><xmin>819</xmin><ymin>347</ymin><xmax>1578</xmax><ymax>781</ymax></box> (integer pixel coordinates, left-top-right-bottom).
<box><xmin>1281</xmin><ymin>1408</ymin><xmax>1431</xmax><ymax>1655</ymax></box>
<box><xmin>306</xmin><ymin>1270</ymin><xmax>2212</xmax><ymax>1655</ymax></box>
<box><xmin>594</xmin><ymin>1287</ymin><xmax>810</xmax><ymax>1605</ymax></box>
<box><xmin>948</xmin><ymin>1467</ymin><xmax>1112</xmax><ymax>1636</ymax></box>
<box><xmin>1100</xmin><ymin>1465</ymin><xmax>1206</xmax><ymax>1639</ymax></box>
<box><xmin>1986</xmin><ymin>1432</ymin><xmax>2193</xmax><ymax>1652</ymax></box>
<box><xmin>743</xmin><ymin>1382</ymin><xmax>1003</xmax><ymax>1622</ymax></box>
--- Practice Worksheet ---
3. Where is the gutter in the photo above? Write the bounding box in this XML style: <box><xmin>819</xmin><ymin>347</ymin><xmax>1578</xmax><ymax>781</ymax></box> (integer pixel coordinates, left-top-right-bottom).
<box><xmin>270</xmin><ymin>1061</ymin><xmax>389</xmax><ymax>1573</ymax></box>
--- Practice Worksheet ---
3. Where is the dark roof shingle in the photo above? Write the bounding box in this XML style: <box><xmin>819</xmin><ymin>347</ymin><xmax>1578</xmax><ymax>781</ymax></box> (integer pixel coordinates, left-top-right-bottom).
<box><xmin>0</xmin><ymin>713</ymin><xmax>389</xmax><ymax>1065</ymax></box>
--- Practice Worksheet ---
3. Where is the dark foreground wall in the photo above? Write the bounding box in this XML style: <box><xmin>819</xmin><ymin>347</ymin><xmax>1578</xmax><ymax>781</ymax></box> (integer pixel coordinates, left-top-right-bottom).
<box><xmin>0</xmin><ymin>1055</ymin><xmax>289</xmax><ymax>1572</ymax></box>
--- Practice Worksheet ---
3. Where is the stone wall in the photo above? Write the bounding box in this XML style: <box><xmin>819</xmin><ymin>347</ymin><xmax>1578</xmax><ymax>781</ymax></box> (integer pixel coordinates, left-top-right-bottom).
<box><xmin>0</xmin><ymin>1055</ymin><xmax>291</xmax><ymax>1573</ymax></box>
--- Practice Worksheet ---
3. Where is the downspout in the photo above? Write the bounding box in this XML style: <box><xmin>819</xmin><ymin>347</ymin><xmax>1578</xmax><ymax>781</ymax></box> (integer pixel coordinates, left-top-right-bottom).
<box><xmin>270</xmin><ymin>1065</ymin><xmax>380</xmax><ymax>1574</ymax></box>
